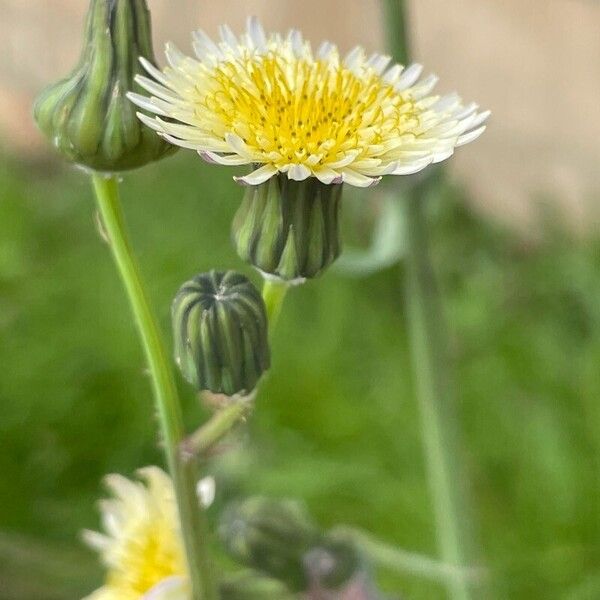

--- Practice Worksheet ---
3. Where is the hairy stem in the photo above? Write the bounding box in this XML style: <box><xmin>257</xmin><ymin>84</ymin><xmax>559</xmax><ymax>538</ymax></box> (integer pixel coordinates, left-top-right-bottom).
<box><xmin>91</xmin><ymin>174</ymin><xmax>217</xmax><ymax>600</ymax></box>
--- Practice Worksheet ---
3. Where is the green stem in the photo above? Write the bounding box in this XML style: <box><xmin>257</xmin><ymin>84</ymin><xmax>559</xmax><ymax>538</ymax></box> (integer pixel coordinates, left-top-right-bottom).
<box><xmin>331</xmin><ymin>527</ymin><xmax>487</xmax><ymax>587</ymax></box>
<box><xmin>182</xmin><ymin>401</ymin><xmax>251</xmax><ymax>460</ymax></box>
<box><xmin>383</xmin><ymin>0</ymin><xmax>410</xmax><ymax>66</ymax></box>
<box><xmin>91</xmin><ymin>174</ymin><xmax>217</xmax><ymax>600</ymax></box>
<box><xmin>381</xmin><ymin>2</ymin><xmax>478</xmax><ymax>598</ymax></box>
<box><xmin>404</xmin><ymin>188</ymin><xmax>473</xmax><ymax>600</ymax></box>
<box><xmin>262</xmin><ymin>278</ymin><xmax>290</xmax><ymax>330</ymax></box>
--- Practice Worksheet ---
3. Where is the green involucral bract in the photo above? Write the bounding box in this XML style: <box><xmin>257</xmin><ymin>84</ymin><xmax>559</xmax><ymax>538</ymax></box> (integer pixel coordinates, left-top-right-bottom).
<box><xmin>33</xmin><ymin>0</ymin><xmax>176</xmax><ymax>172</ymax></box>
<box><xmin>172</xmin><ymin>270</ymin><xmax>270</xmax><ymax>397</ymax></box>
<box><xmin>232</xmin><ymin>175</ymin><xmax>343</xmax><ymax>282</ymax></box>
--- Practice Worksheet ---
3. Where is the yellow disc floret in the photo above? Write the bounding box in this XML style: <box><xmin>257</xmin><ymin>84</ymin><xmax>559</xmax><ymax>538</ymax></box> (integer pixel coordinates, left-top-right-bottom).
<box><xmin>83</xmin><ymin>467</ymin><xmax>188</xmax><ymax>600</ymax></box>
<box><xmin>203</xmin><ymin>54</ymin><xmax>420</xmax><ymax>178</ymax></box>
<box><xmin>129</xmin><ymin>17</ymin><xmax>489</xmax><ymax>187</ymax></box>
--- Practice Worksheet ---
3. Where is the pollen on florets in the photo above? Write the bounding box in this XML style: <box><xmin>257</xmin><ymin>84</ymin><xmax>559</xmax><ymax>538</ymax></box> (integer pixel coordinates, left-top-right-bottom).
<box><xmin>128</xmin><ymin>17</ymin><xmax>489</xmax><ymax>187</ymax></box>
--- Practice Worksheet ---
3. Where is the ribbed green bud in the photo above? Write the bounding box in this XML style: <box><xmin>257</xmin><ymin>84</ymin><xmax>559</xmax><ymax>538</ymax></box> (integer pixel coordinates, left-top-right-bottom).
<box><xmin>220</xmin><ymin>571</ymin><xmax>295</xmax><ymax>600</ymax></box>
<box><xmin>33</xmin><ymin>0</ymin><xmax>175</xmax><ymax>172</ymax></box>
<box><xmin>172</xmin><ymin>270</ymin><xmax>270</xmax><ymax>397</ymax></box>
<box><xmin>232</xmin><ymin>175</ymin><xmax>343</xmax><ymax>282</ymax></box>
<box><xmin>219</xmin><ymin>497</ymin><xmax>320</xmax><ymax>591</ymax></box>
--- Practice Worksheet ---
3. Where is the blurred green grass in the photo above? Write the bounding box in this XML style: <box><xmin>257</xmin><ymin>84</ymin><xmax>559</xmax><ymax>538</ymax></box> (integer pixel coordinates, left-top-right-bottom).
<box><xmin>1</xmin><ymin>151</ymin><xmax>599</xmax><ymax>599</ymax></box>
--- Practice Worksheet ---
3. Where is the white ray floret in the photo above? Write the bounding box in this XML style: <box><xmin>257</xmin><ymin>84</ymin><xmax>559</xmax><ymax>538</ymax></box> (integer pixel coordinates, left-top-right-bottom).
<box><xmin>82</xmin><ymin>467</ymin><xmax>192</xmax><ymax>600</ymax></box>
<box><xmin>128</xmin><ymin>17</ymin><xmax>489</xmax><ymax>188</ymax></box>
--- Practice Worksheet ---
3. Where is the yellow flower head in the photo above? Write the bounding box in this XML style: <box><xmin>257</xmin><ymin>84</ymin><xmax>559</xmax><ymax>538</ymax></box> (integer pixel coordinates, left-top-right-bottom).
<box><xmin>82</xmin><ymin>467</ymin><xmax>188</xmax><ymax>600</ymax></box>
<box><xmin>128</xmin><ymin>17</ymin><xmax>488</xmax><ymax>188</ymax></box>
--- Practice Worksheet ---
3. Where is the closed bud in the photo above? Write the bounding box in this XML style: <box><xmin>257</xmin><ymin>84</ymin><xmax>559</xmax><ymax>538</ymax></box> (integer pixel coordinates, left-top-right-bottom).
<box><xmin>34</xmin><ymin>0</ymin><xmax>175</xmax><ymax>172</ymax></box>
<box><xmin>220</xmin><ymin>571</ymin><xmax>295</xmax><ymax>600</ymax></box>
<box><xmin>172</xmin><ymin>270</ymin><xmax>270</xmax><ymax>397</ymax></box>
<box><xmin>232</xmin><ymin>175</ymin><xmax>342</xmax><ymax>282</ymax></box>
<box><xmin>219</xmin><ymin>497</ymin><xmax>320</xmax><ymax>591</ymax></box>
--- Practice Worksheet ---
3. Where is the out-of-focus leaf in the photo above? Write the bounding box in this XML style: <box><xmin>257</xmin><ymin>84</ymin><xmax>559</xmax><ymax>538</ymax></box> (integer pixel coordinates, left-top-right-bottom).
<box><xmin>336</xmin><ymin>193</ymin><xmax>406</xmax><ymax>277</ymax></box>
<box><xmin>566</xmin><ymin>574</ymin><xmax>600</xmax><ymax>600</ymax></box>
<box><xmin>0</xmin><ymin>532</ymin><xmax>98</xmax><ymax>599</ymax></box>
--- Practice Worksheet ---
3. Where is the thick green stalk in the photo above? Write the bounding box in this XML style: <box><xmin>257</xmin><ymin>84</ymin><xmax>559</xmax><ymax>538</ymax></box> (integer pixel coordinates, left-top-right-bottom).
<box><xmin>91</xmin><ymin>174</ymin><xmax>217</xmax><ymax>600</ymax></box>
<box><xmin>383</xmin><ymin>0</ymin><xmax>410</xmax><ymax>66</ymax></box>
<box><xmin>262</xmin><ymin>278</ymin><xmax>290</xmax><ymax>330</ymax></box>
<box><xmin>404</xmin><ymin>188</ymin><xmax>472</xmax><ymax>600</ymax></box>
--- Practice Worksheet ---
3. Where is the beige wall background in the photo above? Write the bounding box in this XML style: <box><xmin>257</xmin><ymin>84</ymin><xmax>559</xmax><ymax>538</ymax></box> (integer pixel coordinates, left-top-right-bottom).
<box><xmin>1</xmin><ymin>1</ymin><xmax>599</xmax><ymax>228</ymax></box>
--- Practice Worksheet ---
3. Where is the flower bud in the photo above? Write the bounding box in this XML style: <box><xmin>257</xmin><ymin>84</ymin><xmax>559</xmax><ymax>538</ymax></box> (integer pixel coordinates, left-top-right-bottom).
<box><xmin>220</xmin><ymin>571</ymin><xmax>295</xmax><ymax>600</ymax></box>
<box><xmin>172</xmin><ymin>271</ymin><xmax>270</xmax><ymax>397</ymax></box>
<box><xmin>304</xmin><ymin>536</ymin><xmax>362</xmax><ymax>592</ymax></box>
<box><xmin>232</xmin><ymin>175</ymin><xmax>343</xmax><ymax>282</ymax></box>
<box><xmin>219</xmin><ymin>497</ymin><xmax>320</xmax><ymax>591</ymax></box>
<box><xmin>34</xmin><ymin>0</ymin><xmax>175</xmax><ymax>172</ymax></box>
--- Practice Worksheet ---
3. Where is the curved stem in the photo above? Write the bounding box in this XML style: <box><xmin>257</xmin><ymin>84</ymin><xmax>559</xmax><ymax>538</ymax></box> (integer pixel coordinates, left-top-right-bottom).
<box><xmin>331</xmin><ymin>527</ymin><xmax>487</xmax><ymax>587</ymax></box>
<box><xmin>262</xmin><ymin>278</ymin><xmax>291</xmax><ymax>330</ymax></box>
<box><xmin>91</xmin><ymin>174</ymin><xmax>217</xmax><ymax>600</ymax></box>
